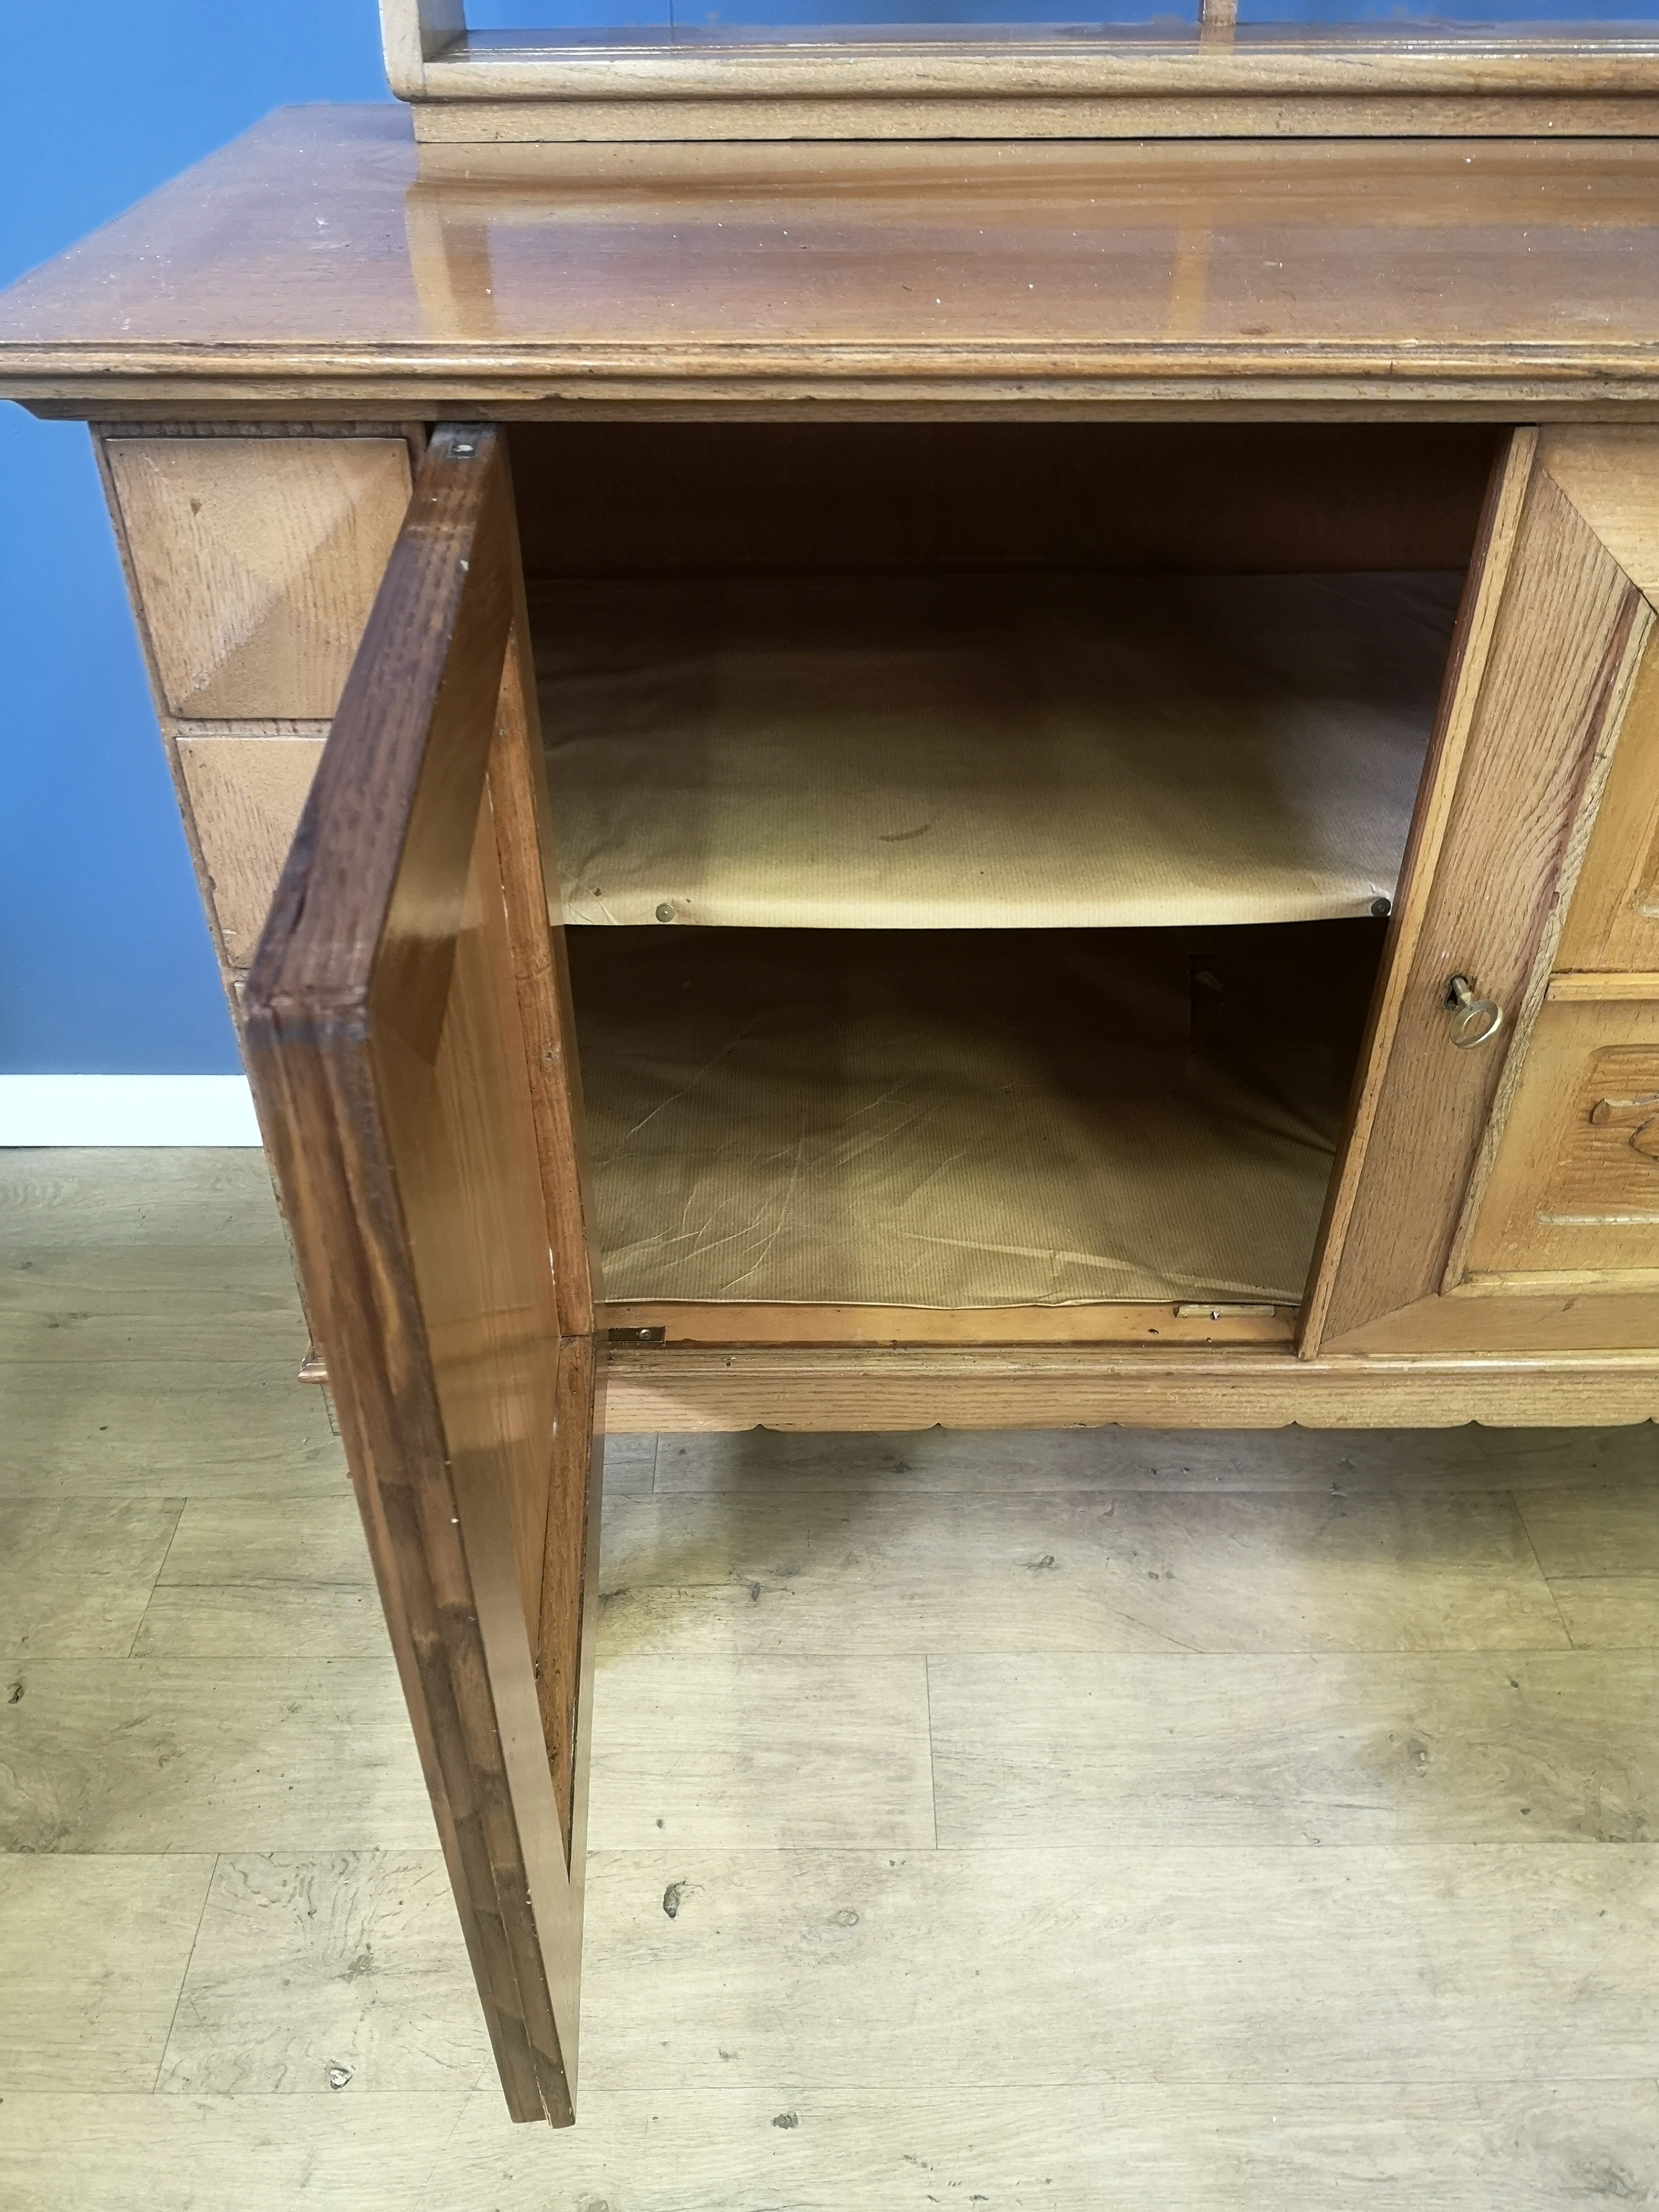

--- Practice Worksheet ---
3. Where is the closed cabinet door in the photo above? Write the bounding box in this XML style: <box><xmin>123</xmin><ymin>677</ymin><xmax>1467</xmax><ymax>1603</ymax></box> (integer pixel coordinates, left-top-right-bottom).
<box><xmin>1304</xmin><ymin>427</ymin><xmax>1659</xmax><ymax>1356</ymax></box>
<box><xmin>244</xmin><ymin>426</ymin><xmax>603</xmax><ymax>2126</ymax></box>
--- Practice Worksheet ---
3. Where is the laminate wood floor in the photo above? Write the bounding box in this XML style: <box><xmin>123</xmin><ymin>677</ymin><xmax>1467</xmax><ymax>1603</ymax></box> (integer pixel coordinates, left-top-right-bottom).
<box><xmin>2</xmin><ymin>1150</ymin><xmax>1658</xmax><ymax>2210</ymax></box>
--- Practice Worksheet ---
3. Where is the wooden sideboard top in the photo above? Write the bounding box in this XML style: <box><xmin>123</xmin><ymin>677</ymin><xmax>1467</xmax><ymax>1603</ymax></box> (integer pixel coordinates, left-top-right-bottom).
<box><xmin>6</xmin><ymin>105</ymin><xmax>1659</xmax><ymax>417</ymax></box>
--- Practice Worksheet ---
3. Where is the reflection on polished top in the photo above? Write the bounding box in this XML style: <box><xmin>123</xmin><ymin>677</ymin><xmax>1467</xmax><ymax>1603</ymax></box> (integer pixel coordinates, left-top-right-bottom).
<box><xmin>3</xmin><ymin>105</ymin><xmax>1659</xmax><ymax>411</ymax></box>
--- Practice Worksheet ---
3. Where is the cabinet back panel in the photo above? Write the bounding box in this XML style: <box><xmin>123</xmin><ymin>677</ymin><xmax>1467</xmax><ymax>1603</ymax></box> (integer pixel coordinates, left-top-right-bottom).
<box><xmin>509</xmin><ymin>422</ymin><xmax>1497</xmax><ymax>583</ymax></box>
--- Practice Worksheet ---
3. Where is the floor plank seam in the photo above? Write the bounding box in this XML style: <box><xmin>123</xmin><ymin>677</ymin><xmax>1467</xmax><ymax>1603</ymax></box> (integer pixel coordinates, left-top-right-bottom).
<box><xmin>122</xmin><ymin>1497</ymin><xmax>192</xmax><ymax>1660</ymax></box>
<box><xmin>150</xmin><ymin>1851</ymin><xmax>219</xmax><ymax>2096</ymax></box>
<box><xmin>923</xmin><ymin>1655</ymin><xmax>940</xmax><ymax>1851</ymax></box>
<box><xmin>1510</xmin><ymin>1486</ymin><xmax>1583</xmax><ymax>1651</ymax></box>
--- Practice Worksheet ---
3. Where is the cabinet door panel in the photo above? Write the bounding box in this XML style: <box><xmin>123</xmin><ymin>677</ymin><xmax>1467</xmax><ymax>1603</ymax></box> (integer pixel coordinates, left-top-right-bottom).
<box><xmin>1556</xmin><ymin>642</ymin><xmax>1659</xmax><ymax>978</ymax></box>
<box><xmin>244</xmin><ymin>425</ymin><xmax>602</xmax><ymax>2127</ymax></box>
<box><xmin>1303</xmin><ymin>426</ymin><xmax>1659</xmax><ymax>1355</ymax></box>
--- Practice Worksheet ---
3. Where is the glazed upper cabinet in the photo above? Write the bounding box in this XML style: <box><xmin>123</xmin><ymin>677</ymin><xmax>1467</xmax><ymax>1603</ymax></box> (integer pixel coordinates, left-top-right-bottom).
<box><xmin>379</xmin><ymin>0</ymin><xmax>1659</xmax><ymax>141</ymax></box>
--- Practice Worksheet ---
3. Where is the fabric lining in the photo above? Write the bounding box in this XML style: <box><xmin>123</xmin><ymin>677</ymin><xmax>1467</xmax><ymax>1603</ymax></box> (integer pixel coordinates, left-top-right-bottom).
<box><xmin>569</xmin><ymin>924</ymin><xmax>1381</xmax><ymax>1309</ymax></box>
<box><xmin>537</xmin><ymin>570</ymin><xmax>1458</xmax><ymax>931</ymax></box>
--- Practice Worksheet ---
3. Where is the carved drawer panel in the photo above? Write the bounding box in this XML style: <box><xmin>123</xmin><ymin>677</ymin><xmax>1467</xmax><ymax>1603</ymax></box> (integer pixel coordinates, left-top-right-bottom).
<box><xmin>1463</xmin><ymin>996</ymin><xmax>1659</xmax><ymax>1283</ymax></box>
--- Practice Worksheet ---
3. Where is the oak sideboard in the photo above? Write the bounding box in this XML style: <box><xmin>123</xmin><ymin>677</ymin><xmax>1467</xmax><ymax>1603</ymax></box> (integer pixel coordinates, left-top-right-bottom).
<box><xmin>4</xmin><ymin>100</ymin><xmax>1658</xmax><ymax>2122</ymax></box>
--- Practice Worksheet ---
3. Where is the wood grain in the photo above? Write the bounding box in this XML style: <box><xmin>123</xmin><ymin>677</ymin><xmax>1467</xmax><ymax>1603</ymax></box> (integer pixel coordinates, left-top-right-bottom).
<box><xmin>1543</xmin><ymin>426</ymin><xmax>1659</xmax><ymax>595</ymax></box>
<box><xmin>1308</xmin><ymin>452</ymin><xmax>1651</xmax><ymax>1350</ymax></box>
<box><xmin>412</xmin><ymin>91</ymin><xmax>1659</xmax><ymax>143</ymax></box>
<box><xmin>651</xmin><ymin>1421</ymin><xmax>1659</xmax><ymax>1495</ymax></box>
<box><xmin>1299</xmin><ymin>430</ymin><xmax>1537</xmax><ymax>1353</ymax></box>
<box><xmin>413</xmin><ymin>2080</ymin><xmax>1659</xmax><ymax>2212</ymax></box>
<box><xmin>575</xmin><ymin>1840</ymin><xmax>1659</xmax><ymax>2087</ymax></box>
<box><xmin>155</xmin><ymin>1852</ymin><xmax>493</xmax><ymax>2094</ymax></box>
<box><xmin>1517</xmin><ymin>1485</ymin><xmax>1659</xmax><ymax>1579</ymax></box>
<box><xmin>597</xmin><ymin>1483</ymin><xmax>1570</xmax><ymax>1656</ymax></box>
<box><xmin>406</xmin><ymin>25</ymin><xmax>1659</xmax><ymax>126</ymax></box>
<box><xmin>928</xmin><ymin>1651</ymin><xmax>1659</xmax><ymax>1846</ymax></box>
<box><xmin>0</xmin><ymin>1855</ymin><xmax>215</xmax><ymax>2092</ymax></box>
<box><xmin>1556</xmin><ymin>631</ymin><xmax>1659</xmax><ymax>978</ymax></box>
<box><xmin>244</xmin><ymin>424</ymin><xmax>603</xmax><ymax>2127</ymax></box>
<box><xmin>0</xmin><ymin>1660</ymin><xmax>432</xmax><ymax>1854</ymax></box>
<box><xmin>0</xmin><ymin>1498</ymin><xmax>182</xmax><ymax>1657</ymax></box>
<box><xmin>588</xmin><ymin>1655</ymin><xmax>936</xmax><ymax>1849</ymax></box>
<box><xmin>488</xmin><ymin>603</ymin><xmax>601</xmax><ymax>1341</ymax></box>
<box><xmin>601</xmin><ymin>1344</ymin><xmax>1659</xmax><ymax>1433</ymax></box>
<box><xmin>1550</xmin><ymin>1584</ymin><xmax>1659</xmax><ymax>1649</ymax></box>
<box><xmin>105</xmin><ymin>438</ymin><xmax>411</xmax><ymax>719</ymax></box>
<box><xmin>1302</xmin><ymin>1287</ymin><xmax>1659</xmax><ymax>1356</ymax></box>
<box><xmin>175</xmin><ymin>739</ymin><xmax>324</xmax><ymax>969</ymax></box>
<box><xmin>1463</xmin><ymin>998</ymin><xmax>1659</xmax><ymax>1279</ymax></box>
<box><xmin>6</xmin><ymin>1151</ymin><xmax>1659</xmax><ymax>2211</ymax></box>
<box><xmin>131</xmin><ymin>1493</ymin><xmax>382</xmax><ymax>1658</ymax></box>
<box><xmin>0</xmin><ymin>2096</ymin><xmax>468</xmax><ymax>2212</ymax></box>
<box><xmin>0</xmin><ymin>1360</ymin><xmax>346</xmax><ymax>1499</ymax></box>
<box><xmin>1549</xmin><ymin>971</ymin><xmax>1659</xmax><ymax>1000</ymax></box>
<box><xmin>12</xmin><ymin>116</ymin><xmax>1659</xmax><ymax>414</ymax></box>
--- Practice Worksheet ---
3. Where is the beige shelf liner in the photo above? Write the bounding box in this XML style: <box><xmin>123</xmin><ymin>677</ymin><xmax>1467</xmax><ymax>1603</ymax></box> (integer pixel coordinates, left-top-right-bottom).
<box><xmin>570</xmin><ymin>927</ymin><xmax>1372</xmax><ymax>1309</ymax></box>
<box><xmin>537</xmin><ymin>571</ymin><xmax>1458</xmax><ymax>932</ymax></box>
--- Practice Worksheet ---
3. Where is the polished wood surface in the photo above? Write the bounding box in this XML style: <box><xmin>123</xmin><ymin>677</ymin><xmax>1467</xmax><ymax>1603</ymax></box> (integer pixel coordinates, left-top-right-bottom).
<box><xmin>1305</xmin><ymin>429</ymin><xmax>1658</xmax><ymax>1355</ymax></box>
<box><xmin>244</xmin><ymin>426</ymin><xmax>602</xmax><ymax>2126</ymax></box>
<box><xmin>8</xmin><ymin>112</ymin><xmax>1659</xmax><ymax>415</ymax></box>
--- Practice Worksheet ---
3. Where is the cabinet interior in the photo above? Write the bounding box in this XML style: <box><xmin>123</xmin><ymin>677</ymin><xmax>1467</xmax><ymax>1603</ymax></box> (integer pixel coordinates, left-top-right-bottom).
<box><xmin>508</xmin><ymin>421</ymin><xmax>1497</xmax><ymax>1336</ymax></box>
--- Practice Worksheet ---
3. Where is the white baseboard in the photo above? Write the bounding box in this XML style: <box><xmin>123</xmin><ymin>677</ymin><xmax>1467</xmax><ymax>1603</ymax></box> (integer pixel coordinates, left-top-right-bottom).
<box><xmin>0</xmin><ymin>1076</ymin><xmax>262</xmax><ymax>1147</ymax></box>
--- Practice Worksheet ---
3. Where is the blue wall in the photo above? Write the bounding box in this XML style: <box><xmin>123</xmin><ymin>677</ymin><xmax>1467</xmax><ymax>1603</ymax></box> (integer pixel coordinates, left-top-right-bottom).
<box><xmin>4</xmin><ymin>7</ymin><xmax>1652</xmax><ymax>1071</ymax></box>
<box><xmin>0</xmin><ymin>7</ymin><xmax>390</xmax><ymax>1075</ymax></box>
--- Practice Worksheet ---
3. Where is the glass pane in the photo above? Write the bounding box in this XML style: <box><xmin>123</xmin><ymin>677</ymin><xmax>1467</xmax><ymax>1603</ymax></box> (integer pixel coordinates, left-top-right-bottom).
<box><xmin>465</xmin><ymin>0</ymin><xmax>1201</xmax><ymax>27</ymax></box>
<box><xmin>470</xmin><ymin>0</ymin><xmax>1659</xmax><ymax>25</ymax></box>
<box><xmin>1238</xmin><ymin>0</ymin><xmax>1659</xmax><ymax>21</ymax></box>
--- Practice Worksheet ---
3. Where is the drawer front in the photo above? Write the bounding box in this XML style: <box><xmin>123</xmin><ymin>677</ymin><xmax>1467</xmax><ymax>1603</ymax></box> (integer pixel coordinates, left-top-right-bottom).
<box><xmin>98</xmin><ymin>430</ymin><xmax>416</xmax><ymax>980</ymax></box>
<box><xmin>175</xmin><ymin>736</ymin><xmax>326</xmax><ymax>968</ymax></box>
<box><xmin>107</xmin><ymin>437</ymin><xmax>412</xmax><ymax>719</ymax></box>
<box><xmin>1463</xmin><ymin>994</ymin><xmax>1659</xmax><ymax>1282</ymax></box>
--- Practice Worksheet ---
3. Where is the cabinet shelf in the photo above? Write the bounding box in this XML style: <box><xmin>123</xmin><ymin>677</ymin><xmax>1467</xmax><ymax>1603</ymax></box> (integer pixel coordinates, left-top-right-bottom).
<box><xmin>537</xmin><ymin>570</ymin><xmax>1456</xmax><ymax>933</ymax></box>
<box><xmin>568</xmin><ymin>920</ymin><xmax>1381</xmax><ymax>1309</ymax></box>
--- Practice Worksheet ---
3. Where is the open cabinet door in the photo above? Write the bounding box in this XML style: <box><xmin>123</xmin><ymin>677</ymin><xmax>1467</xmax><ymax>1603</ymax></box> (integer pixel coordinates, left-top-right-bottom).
<box><xmin>244</xmin><ymin>425</ymin><xmax>602</xmax><ymax>2127</ymax></box>
<box><xmin>1302</xmin><ymin>426</ymin><xmax>1659</xmax><ymax>1356</ymax></box>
